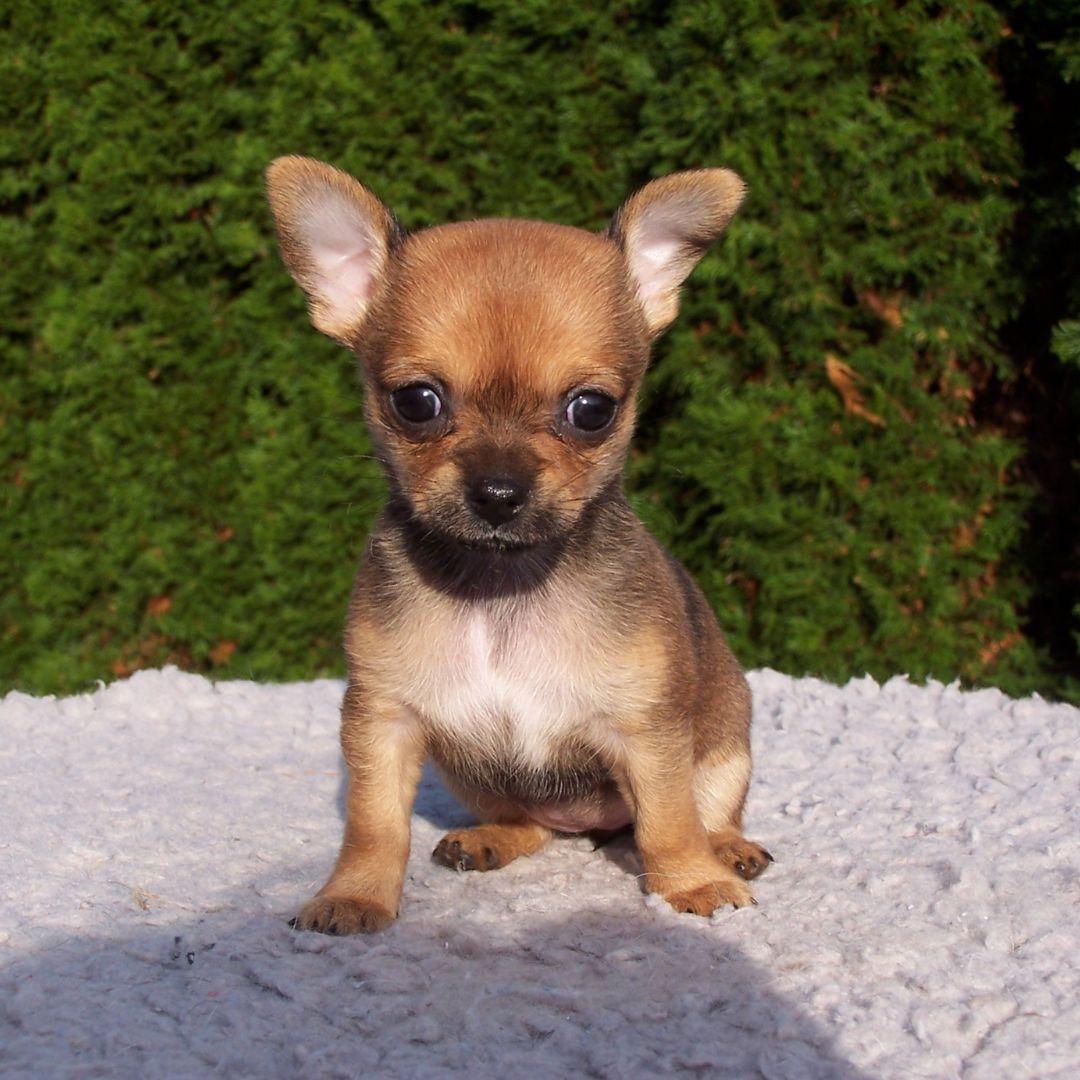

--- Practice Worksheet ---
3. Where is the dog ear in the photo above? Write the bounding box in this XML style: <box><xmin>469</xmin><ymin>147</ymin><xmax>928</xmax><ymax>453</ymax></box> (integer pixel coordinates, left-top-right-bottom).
<box><xmin>609</xmin><ymin>169</ymin><xmax>746</xmax><ymax>336</ymax></box>
<box><xmin>265</xmin><ymin>156</ymin><xmax>401</xmax><ymax>345</ymax></box>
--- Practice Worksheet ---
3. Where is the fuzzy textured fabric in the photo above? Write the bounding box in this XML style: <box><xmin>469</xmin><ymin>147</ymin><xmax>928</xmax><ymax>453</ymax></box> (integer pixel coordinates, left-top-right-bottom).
<box><xmin>1</xmin><ymin>667</ymin><xmax>1076</xmax><ymax>1078</ymax></box>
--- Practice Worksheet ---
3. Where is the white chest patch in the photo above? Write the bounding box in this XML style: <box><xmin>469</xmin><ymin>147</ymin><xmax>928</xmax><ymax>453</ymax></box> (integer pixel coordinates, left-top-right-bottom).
<box><xmin>395</xmin><ymin>597</ymin><xmax>622</xmax><ymax>769</ymax></box>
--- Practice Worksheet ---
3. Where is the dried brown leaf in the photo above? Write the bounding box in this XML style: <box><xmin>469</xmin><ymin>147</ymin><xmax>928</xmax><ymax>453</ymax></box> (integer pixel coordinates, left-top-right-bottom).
<box><xmin>825</xmin><ymin>355</ymin><xmax>885</xmax><ymax>427</ymax></box>
<box><xmin>858</xmin><ymin>290</ymin><xmax>903</xmax><ymax>328</ymax></box>
<box><xmin>210</xmin><ymin>640</ymin><xmax>237</xmax><ymax>666</ymax></box>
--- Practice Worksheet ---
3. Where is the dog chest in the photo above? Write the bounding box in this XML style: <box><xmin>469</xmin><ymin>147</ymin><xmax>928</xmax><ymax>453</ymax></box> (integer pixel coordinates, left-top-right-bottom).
<box><xmin>398</xmin><ymin>603</ymin><xmax>615</xmax><ymax>767</ymax></box>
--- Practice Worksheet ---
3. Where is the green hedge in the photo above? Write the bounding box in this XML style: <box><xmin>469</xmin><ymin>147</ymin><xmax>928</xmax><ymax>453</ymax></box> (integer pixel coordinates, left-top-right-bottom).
<box><xmin>1</xmin><ymin>0</ymin><xmax>1074</xmax><ymax>699</ymax></box>
<box><xmin>996</xmin><ymin>0</ymin><xmax>1080</xmax><ymax>702</ymax></box>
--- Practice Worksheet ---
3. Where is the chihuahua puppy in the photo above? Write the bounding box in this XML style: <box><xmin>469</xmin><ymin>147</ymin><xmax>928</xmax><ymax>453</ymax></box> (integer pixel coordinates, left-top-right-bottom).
<box><xmin>266</xmin><ymin>157</ymin><xmax>771</xmax><ymax>934</ymax></box>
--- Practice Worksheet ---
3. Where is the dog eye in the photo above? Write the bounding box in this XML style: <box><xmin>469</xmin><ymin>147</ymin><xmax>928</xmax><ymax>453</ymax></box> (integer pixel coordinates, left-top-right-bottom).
<box><xmin>390</xmin><ymin>384</ymin><xmax>442</xmax><ymax>424</ymax></box>
<box><xmin>566</xmin><ymin>391</ymin><xmax>617</xmax><ymax>433</ymax></box>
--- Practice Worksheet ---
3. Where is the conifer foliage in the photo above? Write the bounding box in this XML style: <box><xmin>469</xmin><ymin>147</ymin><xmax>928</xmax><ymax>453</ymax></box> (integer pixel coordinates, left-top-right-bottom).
<box><xmin>0</xmin><ymin>1</ymin><xmax>1072</xmax><ymax>698</ymax></box>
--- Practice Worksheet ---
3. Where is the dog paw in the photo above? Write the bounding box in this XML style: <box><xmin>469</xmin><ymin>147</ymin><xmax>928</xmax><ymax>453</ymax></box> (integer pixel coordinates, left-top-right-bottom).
<box><xmin>290</xmin><ymin>895</ymin><xmax>396</xmax><ymax>935</ymax></box>
<box><xmin>711</xmin><ymin>833</ymin><xmax>774</xmax><ymax>881</ymax></box>
<box><xmin>432</xmin><ymin>831</ymin><xmax>503</xmax><ymax>872</ymax></box>
<box><xmin>664</xmin><ymin>877</ymin><xmax>755</xmax><ymax>917</ymax></box>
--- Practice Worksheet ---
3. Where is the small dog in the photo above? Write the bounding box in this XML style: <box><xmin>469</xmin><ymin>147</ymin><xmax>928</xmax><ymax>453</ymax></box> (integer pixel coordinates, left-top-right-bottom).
<box><xmin>266</xmin><ymin>157</ymin><xmax>771</xmax><ymax>934</ymax></box>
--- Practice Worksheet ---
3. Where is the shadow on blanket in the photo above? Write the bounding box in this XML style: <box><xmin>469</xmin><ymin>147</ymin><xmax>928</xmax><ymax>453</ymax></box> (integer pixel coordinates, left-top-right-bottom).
<box><xmin>1</xmin><ymin>870</ymin><xmax>867</xmax><ymax>1078</ymax></box>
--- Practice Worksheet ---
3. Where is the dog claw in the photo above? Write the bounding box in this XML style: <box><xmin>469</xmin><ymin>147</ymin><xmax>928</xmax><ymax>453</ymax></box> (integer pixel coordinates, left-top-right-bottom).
<box><xmin>431</xmin><ymin>827</ymin><xmax>537</xmax><ymax>873</ymax></box>
<box><xmin>714</xmin><ymin>835</ymin><xmax>774</xmax><ymax>881</ymax></box>
<box><xmin>433</xmin><ymin>837</ymin><xmax>478</xmax><ymax>871</ymax></box>
<box><xmin>292</xmin><ymin>896</ymin><xmax>395</xmax><ymax>935</ymax></box>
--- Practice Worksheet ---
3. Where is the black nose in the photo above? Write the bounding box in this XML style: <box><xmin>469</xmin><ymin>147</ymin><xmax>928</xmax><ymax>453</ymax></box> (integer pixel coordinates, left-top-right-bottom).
<box><xmin>467</xmin><ymin>476</ymin><xmax>527</xmax><ymax>527</ymax></box>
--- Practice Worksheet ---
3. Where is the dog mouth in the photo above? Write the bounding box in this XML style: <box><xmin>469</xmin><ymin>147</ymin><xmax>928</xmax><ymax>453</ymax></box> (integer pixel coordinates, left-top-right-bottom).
<box><xmin>423</xmin><ymin>504</ymin><xmax>563</xmax><ymax>552</ymax></box>
<box><xmin>390</xmin><ymin>498</ymin><xmax>571</xmax><ymax>599</ymax></box>
<box><xmin>429</xmin><ymin>525</ymin><xmax>559</xmax><ymax>558</ymax></box>
<box><xmin>388</xmin><ymin>494</ymin><xmax>559</xmax><ymax>553</ymax></box>
<box><xmin>453</xmin><ymin>529</ymin><xmax>539</xmax><ymax>553</ymax></box>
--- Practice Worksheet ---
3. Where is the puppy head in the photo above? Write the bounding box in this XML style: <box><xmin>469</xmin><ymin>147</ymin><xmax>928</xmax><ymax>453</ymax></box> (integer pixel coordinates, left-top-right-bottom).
<box><xmin>266</xmin><ymin>157</ymin><xmax>744</xmax><ymax>550</ymax></box>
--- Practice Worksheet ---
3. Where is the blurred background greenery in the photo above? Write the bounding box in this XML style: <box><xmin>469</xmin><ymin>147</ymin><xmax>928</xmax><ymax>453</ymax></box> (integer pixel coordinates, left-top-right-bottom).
<box><xmin>1</xmin><ymin>0</ymin><xmax>1077</xmax><ymax>700</ymax></box>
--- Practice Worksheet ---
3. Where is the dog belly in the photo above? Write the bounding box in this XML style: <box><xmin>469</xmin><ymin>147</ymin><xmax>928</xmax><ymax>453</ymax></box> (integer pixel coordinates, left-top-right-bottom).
<box><xmin>428</xmin><ymin>733</ymin><xmax>630</xmax><ymax>832</ymax></box>
<box><xmin>522</xmin><ymin>792</ymin><xmax>632</xmax><ymax>833</ymax></box>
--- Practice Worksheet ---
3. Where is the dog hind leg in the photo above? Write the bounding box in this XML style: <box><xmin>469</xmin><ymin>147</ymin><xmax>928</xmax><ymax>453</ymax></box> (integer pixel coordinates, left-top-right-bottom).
<box><xmin>432</xmin><ymin>783</ymin><xmax>552</xmax><ymax>872</ymax></box>
<box><xmin>693</xmin><ymin>751</ymin><xmax>774</xmax><ymax>881</ymax></box>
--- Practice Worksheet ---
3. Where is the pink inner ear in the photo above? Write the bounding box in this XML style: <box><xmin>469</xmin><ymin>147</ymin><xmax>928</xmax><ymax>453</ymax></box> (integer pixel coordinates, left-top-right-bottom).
<box><xmin>302</xmin><ymin>191</ymin><xmax>382</xmax><ymax>326</ymax></box>
<box><xmin>627</xmin><ymin>199</ymin><xmax>695</xmax><ymax>304</ymax></box>
<box><xmin>317</xmin><ymin>248</ymin><xmax>375</xmax><ymax>323</ymax></box>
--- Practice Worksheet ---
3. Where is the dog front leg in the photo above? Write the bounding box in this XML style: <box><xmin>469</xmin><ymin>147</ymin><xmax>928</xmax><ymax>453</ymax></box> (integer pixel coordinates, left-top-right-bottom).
<box><xmin>615</xmin><ymin>731</ymin><xmax>753</xmax><ymax>916</ymax></box>
<box><xmin>292</xmin><ymin>684</ymin><xmax>424</xmax><ymax>934</ymax></box>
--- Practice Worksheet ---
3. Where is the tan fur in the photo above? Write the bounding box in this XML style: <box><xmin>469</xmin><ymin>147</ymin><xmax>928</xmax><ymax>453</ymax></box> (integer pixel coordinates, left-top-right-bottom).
<box><xmin>265</xmin><ymin>157</ymin><xmax>400</xmax><ymax>343</ymax></box>
<box><xmin>609</xmin><ymin>168</ymin><xmax>746</xmax><ymax>334</ymax></box>
<box><xmin>292</xmin><ymin>684</ymin><xmax>425</xmax><ymax>934</ymax></box>
<box><xmin>433</xmin><ymin>822</ymin><xmax>553</xmax><ymax>872</ymax></box>
<box><xmin>709</xmin><ymin>826</ymin><xmax>774</xmax><ymax>882</ymax></box>
<box><xmin>693</xmin><ymin>750</ymin><xmax>752</xmax><ymax>832</ymax></box>
<box><xmin>266</xmin><ymin>157</ymin><xmax>769</xmax><ymax>933</ymax></box>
